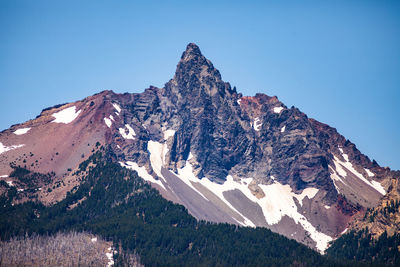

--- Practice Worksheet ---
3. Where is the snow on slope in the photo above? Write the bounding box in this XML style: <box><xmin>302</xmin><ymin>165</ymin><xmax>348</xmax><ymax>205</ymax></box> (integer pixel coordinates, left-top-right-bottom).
<box><xmin>365</xmin><ymin>168</ymin><xmax>374</xmax><ymax>177</ymax></box>
<box><xmin>104</xmin><ymin>118</ymin><xmax>112</xmax><ymax>128</ymax></box>
<box><xmin>119</xmin><ymin>124</ymin><xmax>136</xmax><ymax>140</ymax></box>
<box><xmin>13</xmin><ymin>128</ymin><xmax>31</xmax><ymax>135</ymax></box>
<box><xmin>131</xmin><ymin>131</ymin><xmax>332</xmax><ymax>252</ymax></box>
<box><xmin>52</xmin><ymin>106</ymin><xmax>81</xmax><ymax>124</ymax></box>
<box><xmin>176</xmin><ymin>157</ymin><xmax>209</xmax><ymax>201</ymax></box>
<box><xmin>257</xmin><ymin>182</ymin><xmax>331</xmax><ymax>252</ymax></box>
<box><xmin>273</xmin><ymin>106</ymin><xmax>284</xmax><ymax>114</ymax></box>
<box><xmin>120</xmin><ymin>130</ymin><xmax>178</xmax><ymax>190</ymax></box>
<box><xmin>332</xmin><ymin>152</ymin><xmax>385</xmax><ymax>195</ymax></box>
<box><xmin>175</xmin><ymin>159</ymin><xmax>331</xmax><ymax>252</ymax></box>
<box><xmin>120</xmin><ymin>161</ymin><xmax>165</xmax><ymax>190</ymax></box>
<box><xmin>112</xmin><ymin>103</ymin><xmax>121</xmax><ymax>113</ymax></box>
<box><xmin>253</xmin><ymin>117</ymin><xmax>262</xmax><ymax>131</ymax></box>
<box><xmin>0</xmin><ymin>142</ymin><xmax>24</xmax><ymax>155</ymax></box>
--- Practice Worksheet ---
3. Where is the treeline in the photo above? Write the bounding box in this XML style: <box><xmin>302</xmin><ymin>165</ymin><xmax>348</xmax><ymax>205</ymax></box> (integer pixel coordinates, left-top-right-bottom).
<box><xmin>326</xmin><ymin>228</ymin><xmax>400</xmax><ymax>266</ymax></box>
<box><xmin>1</xmin><ymin>150</ymin><xmax>342</xmax><ymax>266</ymax></box>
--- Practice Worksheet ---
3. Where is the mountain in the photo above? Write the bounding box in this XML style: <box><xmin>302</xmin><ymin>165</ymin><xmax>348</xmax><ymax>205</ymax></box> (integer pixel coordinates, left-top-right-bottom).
<box><xmin>0</xmin><ymin>43</ymin><xmax>397</xmax><ymax>253</ymax></box>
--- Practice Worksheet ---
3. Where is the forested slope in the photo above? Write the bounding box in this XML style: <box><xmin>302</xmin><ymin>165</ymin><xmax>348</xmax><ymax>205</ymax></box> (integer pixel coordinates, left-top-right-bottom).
<box><xmin>0</xmin><ymin>147</ymin><xmax>342</xmax><ymax>266</ymax></box>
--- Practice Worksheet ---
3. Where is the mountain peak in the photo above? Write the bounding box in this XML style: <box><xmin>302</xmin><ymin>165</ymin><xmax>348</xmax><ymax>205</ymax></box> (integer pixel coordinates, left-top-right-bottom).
<box><xmin>181</xmin><ymin>43</ymin><xmax>203</xmax><ymax>61</ymax></box>
<box><xmin>167</xmin><ymin>43</ymin><xmax>227</xmax><ymax>99</ymax></box>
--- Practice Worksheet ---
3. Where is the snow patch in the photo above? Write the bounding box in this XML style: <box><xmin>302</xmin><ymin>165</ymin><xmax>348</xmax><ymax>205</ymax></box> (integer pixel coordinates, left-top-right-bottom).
<box><xmin>0</xmin><ymin>142</ymin><xmax>25</xmax><ymax>155</ymax></box>
<box><xmin>328</xmin><ymin>165</ymin><xmax>347</xmax><ymax>193</ymax></box>
<box><xmin>371</xmin><ymin>180</ymin><xmax>386</xmax><ymax>195</ymax></box>
<box><xmin>112</xmin><ymin>103</ymin><xmax>121</xmax><ymax>113</ymax></box>
<box><xmin>120</xmin><ymin>161</ymin><xmax>165</xmax><ymax>190</ymax></box>
<box><xmin>280</xmin><ymin>126</ymin><xmax>286</xmax><ymax>133</ymax></box>
<box><xmin>104</xmin><ymin>118</ymin><xmax>112</xmax><ymax>128</ymax></box>
<box><xmin>17</xmin><ymin>188</ymin><xmax>24</xmax><ymax>192</ymax></box>
<box><xmin>176</xmin><ymin>161</ymin><xmax>208</xmax><ymax>200</ymax></box>
<box><xmin>119</xmin><ymin>124</ymin><xmax>136</xmax><ymax>140</ymax></box>
<box><xmin>257</xmin><ymin>182</ymin><xmax>330</xmax><ymax>252</ymax></box>
<box><xmin>91</xmin><ymin>237</ymin><xmax>97</xmax><ymax>242</ymax></box>
<box><xmin>273</xmin><ymin>106</ymin><xmax>284</xmax><ymax>114</ymax></box>
<box><xmin>164</xmin><ymin>129</ymin><xmax>175</xmax><ymax>140</ymax></box>
<box><xmin>324</xmin><ymin>205</ymin><xmax>330</xmax><ymax>209</ymax></box>
<box><xmin>52</xmin><ymin>106</ymin><xmax>81</xmax><ymax>124</ymax></box>
<box><xmin>341</xmin><ymin>228</ymin><xmax>348</xmax><ymax>235</ymax></box>
<box><xmin>332</xmin><ymin>157</ymin><xmax>347</xmax><ymax>177</ymax></box>
<box><xmin>365</xmin><ymin>168</ymin><xmax>374</xmax><ymax>177</ymax></box>
<box><xmin>188</xmin><ymin>152</ymin><xmax>194</xmax><ymax>160</ymax></box>
<box><xmin>293</xmin><ymin>187</ymin><xmax>319</xmax><ymax>206</ymax></box>
<box><xmin>109</xmin><ymin>115</ymin><xmax>114</xmax><ymax>121</ymax></box>
<box><xmin>0</xmin><ymin>175</ymin><xmax>8</xmax><ymax>178</ymax></box>
<box><xmin>6</xmin><ymin>181</ymin><xmax>13</xmax><ymax>186</ymax></box>
<box><xmin>13</xmin><ymin>128</ymin><xmax>31</xmax><ymax>135</ymax></box>
<box><xmin>237</xmin><ymin>99</ymin><xmax>241</xmax><ymax>105</ymax></box>
<box><xmin>147</xmin><ymin>141</ymin><xmax>167</xmax><ymax>182</ymax></box>
<box><xmin>253</xmin><ymin>117</ymin><xmax>262</xmax><ymax>131</ymax></box>
<box><xmin>196</xmin><ymin>175</ymin><xmax>256</xmax><ymax>227</ymax></box>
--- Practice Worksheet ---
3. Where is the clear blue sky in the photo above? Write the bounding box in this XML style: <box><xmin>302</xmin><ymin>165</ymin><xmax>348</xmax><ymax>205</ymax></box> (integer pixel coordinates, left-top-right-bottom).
<box><xmin>1</xmin><ymin>0</ymin><xmax>399</xmax><ymax>170</ymax></box>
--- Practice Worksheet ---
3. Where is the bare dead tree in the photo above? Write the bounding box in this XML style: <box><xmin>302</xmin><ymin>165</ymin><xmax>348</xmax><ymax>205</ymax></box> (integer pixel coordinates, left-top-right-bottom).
<box><xmin>0</xmin><ymin>231</ymin><xmax>142</xmax><ymax>267</ymax></box>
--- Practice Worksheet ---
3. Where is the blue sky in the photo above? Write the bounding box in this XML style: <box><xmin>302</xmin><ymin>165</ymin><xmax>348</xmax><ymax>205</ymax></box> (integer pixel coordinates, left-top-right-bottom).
<box><xmin>1</xmin><ymin>0</ymin><xmax>399</xmax><ymax>170</ymax></box>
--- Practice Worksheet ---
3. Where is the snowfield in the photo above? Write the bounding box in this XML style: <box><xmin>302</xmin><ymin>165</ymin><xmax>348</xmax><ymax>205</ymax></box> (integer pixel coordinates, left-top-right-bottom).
<box><xmin>52</xmin><ymin>106</ymin><xmax>81</xmax><ymax>124</ymax></box>
<box><xmin>13</xmin><ymin>127</ymin><xmax>31</xmax><ymax>135</ymax></box>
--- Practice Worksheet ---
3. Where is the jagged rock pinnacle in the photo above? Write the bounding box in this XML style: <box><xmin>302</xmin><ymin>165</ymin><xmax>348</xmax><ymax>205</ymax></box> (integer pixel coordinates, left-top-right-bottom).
<box><xmin>178</xmin><ymin>43</ymin><xmax>208</xmax><ymax>68</ymax></box>
<box><xmin>165</xmin><ymin>43</ymin><xmax>232</xmax><ymax>100</ymax></box>
<box><xmin>181</xmin><ymin>43</ymin><xmax>203</xmax><ymax>61</ymax></box>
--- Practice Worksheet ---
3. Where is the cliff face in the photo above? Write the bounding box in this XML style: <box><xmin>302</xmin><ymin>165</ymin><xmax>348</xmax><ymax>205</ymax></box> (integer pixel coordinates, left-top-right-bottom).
<box><xmin>0</xmin><ymin>43</ymin><xmax>395</xmax><ymax>252</ymax></box>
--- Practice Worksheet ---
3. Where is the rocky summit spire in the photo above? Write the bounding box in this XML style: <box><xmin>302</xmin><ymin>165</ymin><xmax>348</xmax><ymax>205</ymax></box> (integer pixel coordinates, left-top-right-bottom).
<box><xmin>180</xmin><ymin>43</ymin><xmax>204</xmax><ymax>62</ymax></box>
<box><xmin>171</xmin><ymin>43</ymin><xmax>227</xmax><ymax>98</ymax></box>
<box><xmin>175</xmin><ymin>43</ymin><xmax>219</xmax><ymax>79</ymax></box>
